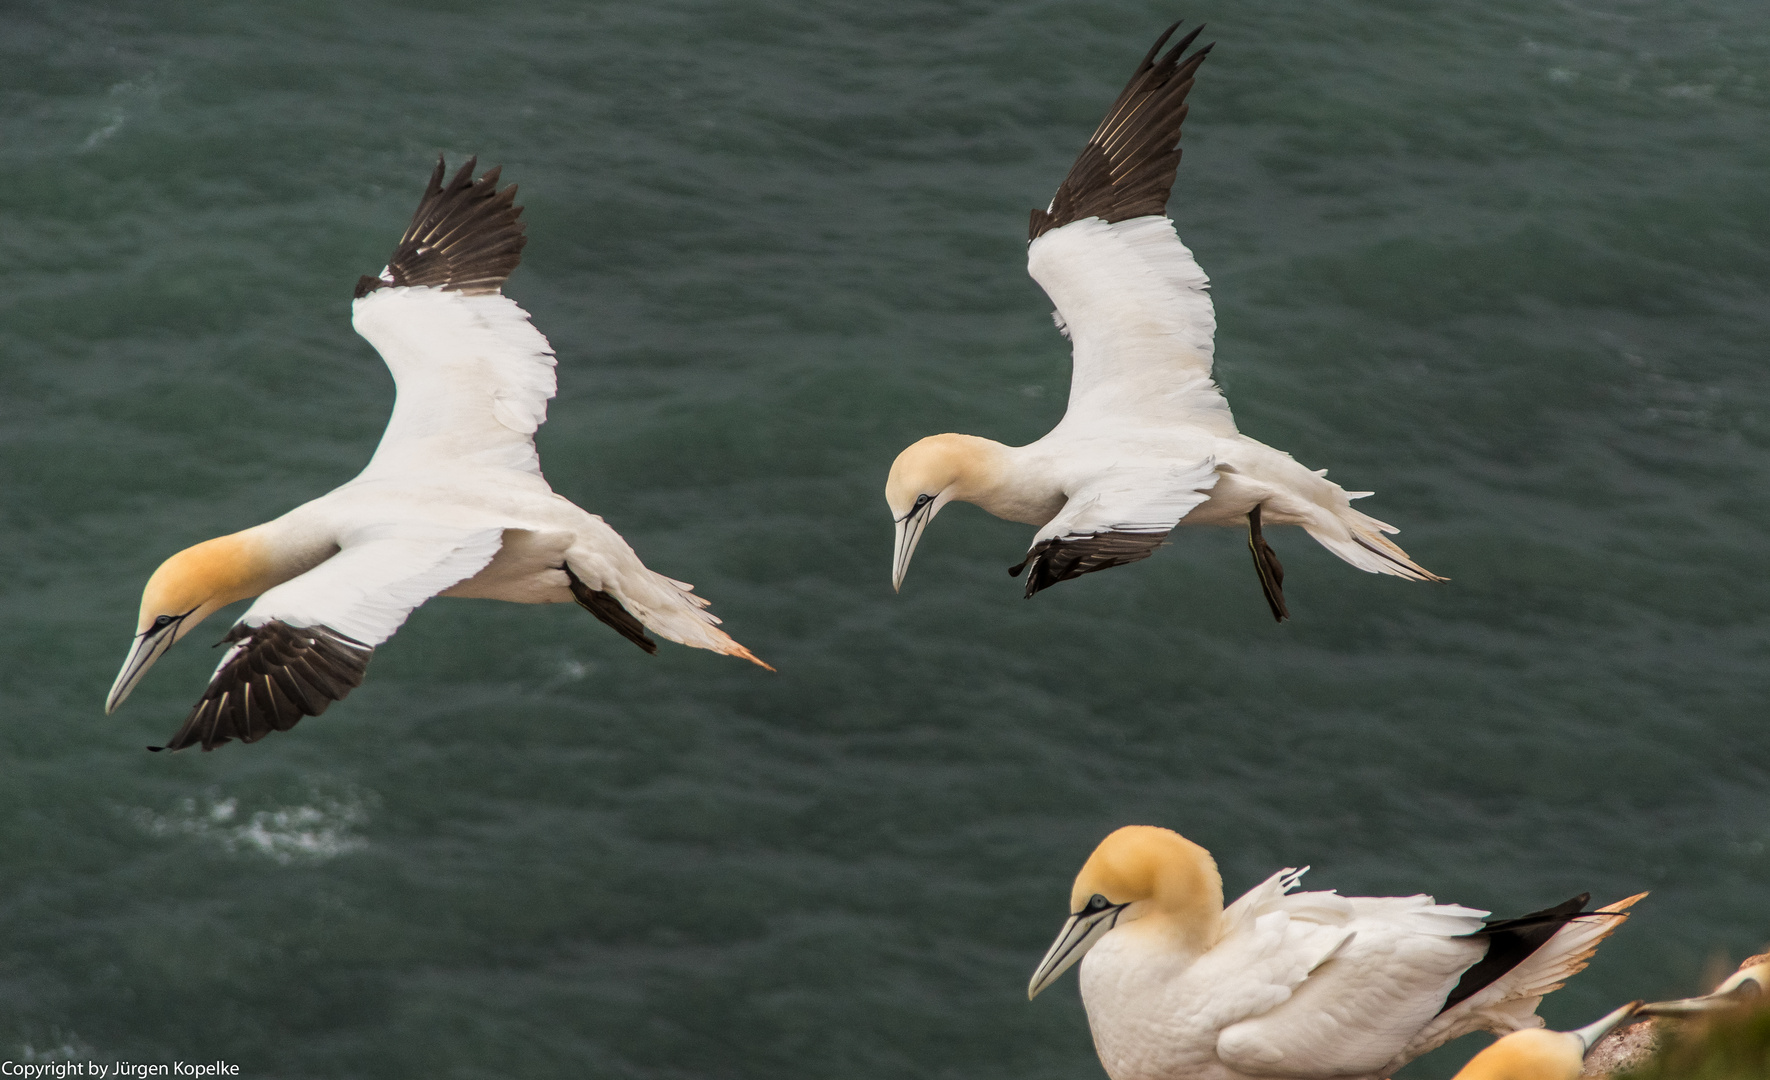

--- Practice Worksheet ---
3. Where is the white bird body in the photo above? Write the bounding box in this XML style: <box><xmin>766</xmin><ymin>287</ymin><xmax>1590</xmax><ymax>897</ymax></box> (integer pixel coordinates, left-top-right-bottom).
<box><xmin>107</xmin><ymin>160</ymin><xmax>765</xmax><ymax>752</ymax></box>
<box><xmin>1079</xmin><ymin>877</ymin><xmax>1506</xmax><ymax>1080</ymax></box>
<box><xmin>223</xmin><ymin>463</ymin><xmax>728</xmax><ymax>648</ymax></box>
<box><xmin>887</xmin><ymin>25</ymin><xmax>1441</xmax><ymax>613</ymax></box>
<box><xmin>1028</xmin><ymin>827</ymin><xmax>1642</xmax><ymax>1080</ymax></box>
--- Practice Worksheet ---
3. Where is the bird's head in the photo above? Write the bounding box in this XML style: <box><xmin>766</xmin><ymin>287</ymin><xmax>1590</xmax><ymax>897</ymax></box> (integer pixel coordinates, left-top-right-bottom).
<box><xmin>106</xmin><ymin>531</ymin><xmax>271</xmax><ymax>714</ymax></box>
<box><xmin>1448</xmin><ymin>1002</ymin><xmax>1642</xmax><ymax>1080</ymax></box>
<box><xmin>886</xmin><ymin>434</ymin><xmax>1000</xmax><ymax>592</ymax></box>
<box><xmin>1027</xmin><ymin>825</ymin><xmax>1225</xmax><ymax>998</ymax></box>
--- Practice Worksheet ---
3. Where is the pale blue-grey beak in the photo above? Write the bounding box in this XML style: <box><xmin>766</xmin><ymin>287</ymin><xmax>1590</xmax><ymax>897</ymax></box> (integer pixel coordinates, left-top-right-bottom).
<box><xmin>105</xmin><ymin>615</ymin><xmax>186</xmax><ymax>714</ymax></box>
<box><xmin>1028</xmin><ymin>898</ymin><xmax>1129</xmax><ymax>1000</ymax></box>
<box><xmin>891</xmin><ymin>494</ymin><xmax>938</xmax><ymax>592</ymax></box>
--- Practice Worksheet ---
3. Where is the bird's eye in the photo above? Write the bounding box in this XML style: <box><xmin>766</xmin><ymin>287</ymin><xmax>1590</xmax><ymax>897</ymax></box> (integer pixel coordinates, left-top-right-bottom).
<box><xmin>153</xmin><ymin>615</ymin><xmax>174</xmax><ymax>629</ymax></box>
<box><xmin>1086</xmin><ymin>894</ymin><xmax>1110</xmax><ymax>911</ymax></box>
<box><xmin>914</xmin><ymin>493</ymin><xmax>932</xmax><ymax>510</ymax></box>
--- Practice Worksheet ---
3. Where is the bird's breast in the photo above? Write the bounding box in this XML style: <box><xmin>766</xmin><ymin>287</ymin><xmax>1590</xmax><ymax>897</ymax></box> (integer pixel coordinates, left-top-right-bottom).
<box><xmin>1079</xmin><ymin>937</ymin><xmax>1234</xmax><ymax>1080</ymax></box>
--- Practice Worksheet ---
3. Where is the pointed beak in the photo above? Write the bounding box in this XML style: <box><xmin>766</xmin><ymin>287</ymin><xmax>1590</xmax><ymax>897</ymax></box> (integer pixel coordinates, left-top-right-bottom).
<box><xmin>106</xmin><ymin>620</ymin><xmax>182</xmax><ymax>714</ymax></box>
<box><xmin>1638</xmin><ymin>978</ymin><xmax>1763</xmax><ymax>1018</ymax></box>
<box><xmin>891</xmin><ymin>499</ymin><xmax>937</xmax><ymax>593</ymax></box>
<box><xmin>1028</xmin><ymin>903</ymin><xmax>1128</xmax><ymax>1000</ymax></box>
<box><xmin>1572</xmin><ymin>1000</ymin><xmax>1643</xmax><ymax>1052</ymax></box>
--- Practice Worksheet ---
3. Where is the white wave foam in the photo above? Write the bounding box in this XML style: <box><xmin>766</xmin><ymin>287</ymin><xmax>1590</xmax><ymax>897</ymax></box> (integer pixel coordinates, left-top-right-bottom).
<box><xmin>129</xmin><ymin>788</ymin><xmax>373</xmax><ymax>864</ymax></box>
<box><xmin>16</xmin><ymin>1030</ymin><xmax>92</xmax><ymax>1063</ymax></box>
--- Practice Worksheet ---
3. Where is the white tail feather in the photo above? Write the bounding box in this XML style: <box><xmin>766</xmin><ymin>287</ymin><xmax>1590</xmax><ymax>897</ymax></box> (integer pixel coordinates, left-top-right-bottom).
<box><xmin>1401</xmin><ymin>893</ymin><xmax>1645</xmax><ymax>1061</ymax></box>
<box><xmin>1302</xmin><ymin>504</ymin><xmax>1444</xmax><ymax>582</ymax></box>
<box><xmin>1466</xmin><ymin>893</ymin><xmax>1647</xmax><ymax>1022</ymax></box>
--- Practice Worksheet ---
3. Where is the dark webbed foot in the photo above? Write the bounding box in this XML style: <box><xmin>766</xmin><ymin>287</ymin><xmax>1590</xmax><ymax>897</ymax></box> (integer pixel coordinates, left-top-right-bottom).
<box><xmin>1247</xmin><ymin>506</ymin><xmax>1289</xmax><ymax>623</ymax></box>
<box><xmin>563</xmin><ymin>565</ymin><xmax>659</xmax><ymax>654</ymax></box>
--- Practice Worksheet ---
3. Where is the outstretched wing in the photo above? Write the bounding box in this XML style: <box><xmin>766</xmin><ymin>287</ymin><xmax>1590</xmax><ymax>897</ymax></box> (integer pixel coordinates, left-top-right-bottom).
<box><xmin>352</xmin><ymin>158</ymin><xmax>559</xmax><ymax>479</ymax></box>
<box><xmin>1027</xmin><ymin>24</ymin><xmax>1232</xmax><ymax>434</ymax></box>
<box><xmin>1011</xmin><ymin>458</ymin><xmax>1218</xmax><ymax>597</ymax></box>
<box><xmin>158</xmin><ymin>525</ymin><xmax>505</xmax><ymax>751</ymax></box>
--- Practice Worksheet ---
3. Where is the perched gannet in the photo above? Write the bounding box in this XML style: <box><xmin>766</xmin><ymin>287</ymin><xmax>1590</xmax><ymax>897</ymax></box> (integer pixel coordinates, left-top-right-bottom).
<box><xmin>886</xmin><ymin>22</ymin><xmax>1443</xmax><ymax>616</ymax></box>
<box><xmin>1576</xmin><ymin>953</ymin><xmax>1770</xmax><ymax>1074</ymax></box>
<box><xmin>106</xmin><ymin>158</ymin><xmax>769</xmax><ymax>751</ymax></box>
<box><xmin>1564</xmin><ymin>954</ymin><xmax>1770</xmax><ymax>1073</ymax></box>
<box><xmin>1638</xmin><ymin>954</ymin><xmax>1770</xmax><ymax>1017</ymax></box>
<box><xmin>1027</xmin><ymin>826</ymin><xmax>1643</xmax><ymax>1080</ymax></box>
<box><xmin>1447</xmin><ymin>1002</ymin><xmax>1641</xmax><ymax>1080</ymax></box>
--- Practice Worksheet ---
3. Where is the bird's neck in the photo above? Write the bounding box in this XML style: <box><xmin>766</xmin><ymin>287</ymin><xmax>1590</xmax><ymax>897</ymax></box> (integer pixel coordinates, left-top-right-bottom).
<box><xmin>169</xmin><ymin>531</ymin><xmax>283</xmax><ymax>610</ymax></box>
<box><xmin>947</xmin><ymin>439</ymin><xmax>1065</xmax><ymax>527</ymax></box>
<box><xmin>157</xmin><ymin>515</ymin><xmax>340</xmax><ymax>633</ymax></box>
<box><xmin>1132</xmin><ymin>860</ymin><xmax>1227</xmax><ymax>957</ymax></box>
<box><xmin>235</xmin><ymin>512</ymin><xmax>341</xmax><ymax>600</ymax></box>
<box><xmin>1125</xmin><ymin>902</ymin><xmax>1223</xmax><ymax>959</ymax></box>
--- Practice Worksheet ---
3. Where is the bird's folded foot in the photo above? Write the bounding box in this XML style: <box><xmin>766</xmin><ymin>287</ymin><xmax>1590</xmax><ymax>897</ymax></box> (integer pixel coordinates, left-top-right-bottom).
<box><xmin>1248</xmin><ymin>506</ymin><xmax>1289</xmax><ymax>623</ymax></box>
<box><xmin>563</xmin><ymin>566</ymin><xmax>659</xmax><ymax>655</ymax></box>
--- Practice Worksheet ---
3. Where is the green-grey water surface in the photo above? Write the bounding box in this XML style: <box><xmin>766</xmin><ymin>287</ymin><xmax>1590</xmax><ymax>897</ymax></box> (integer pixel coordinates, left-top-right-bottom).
<box><xmin>3</xmin><ymin>1</ymin><xmax>1769</xmax><ymax>1076</ymax></box>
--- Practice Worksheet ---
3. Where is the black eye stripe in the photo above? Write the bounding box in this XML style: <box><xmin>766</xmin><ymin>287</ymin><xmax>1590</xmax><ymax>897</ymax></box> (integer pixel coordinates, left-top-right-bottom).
<box><xmin>142</xmin><ymin>608</ymin><xmax>197</xmax><ymax>638</ymax></box>
<box><xmin>897</xmin><ymin>493</ymin><xmax>937</xmax><ymax>525</ymax></box>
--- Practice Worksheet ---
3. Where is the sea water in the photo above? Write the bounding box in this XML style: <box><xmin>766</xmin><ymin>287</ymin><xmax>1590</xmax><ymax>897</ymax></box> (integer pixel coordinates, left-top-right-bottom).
<box><xmin>2</xmin><ymin>0</ymin><xmax>1767</xmax><ymax>1076</ymax></box>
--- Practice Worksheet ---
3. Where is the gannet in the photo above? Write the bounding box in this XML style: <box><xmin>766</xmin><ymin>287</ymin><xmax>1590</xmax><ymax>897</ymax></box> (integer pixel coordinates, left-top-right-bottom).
<box><xmin>1447</xmin><ymin>1002</ymin><xmax>1642</xmax><ymax>1080</ymax></box>
<box><xmin>886</xmin><ymin>22</ymin><xmax>1443</xmax><ymax>616</ymax></box>
<box><xmin>1574</xmin><ymin>953</ymin><xmax>1770</xmax><ymax>1074</ymax></box>
<box><xmin>1570</xmin><ymin>954</ymin><xmax>1770</xmax><ymax>1072</ymax></box>
<box><xmin>106</xmin><ymin>158</ymin><xmax>769</xmax><ymax>751</ymax></box>
<box><xmin>1638</xmin><ymin>954</ymin><xmax>1770</xmax><ymax>1018</ymax></box>
<box><xmin>1026</xmin><ymin>826</ymin><xmax>1643</xmax><ymax>1080</ymax></box>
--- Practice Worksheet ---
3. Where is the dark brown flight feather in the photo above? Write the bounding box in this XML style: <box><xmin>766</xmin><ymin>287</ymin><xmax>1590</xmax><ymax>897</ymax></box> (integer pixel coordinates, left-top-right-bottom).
<box><xmin>1247</xmin><ymin>505</ymin><xmax>1289</xmax><ymax>622</ymax></box>
<box><xmin>354</xmin><ymin>156</ymin><xmax>528</xmax><ymax>299</ymax></box>
<box><xmin>1438</xmin><ymin>893</ymin><xmax>1593</xmax><ymax>1014</ymax></box>
<box><xmin>1029</xmin><ymin>21</ymin><xmax>1213</xmax><ymax>242</ymax></box>
<box><xmin>154</xmin><ymin>621</ymin><xmax>372</xmax><ymax>752</ymax></box>
<box><xmin>1009</xmin><ymin>529</ymin><xmax>1171</xmax><ymax>599</ymax></box>
<box><xmin>564</xmin><ymin>565</ymin><xmax>659</xmax><ymax>655</ymax></box>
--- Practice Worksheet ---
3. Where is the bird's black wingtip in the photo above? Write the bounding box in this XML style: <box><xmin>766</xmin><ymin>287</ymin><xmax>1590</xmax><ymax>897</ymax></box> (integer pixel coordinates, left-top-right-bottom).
<box><xmin>366</xmin><ymin>155</ymin><xmax>527</xmax><ymax>297</ymax></box>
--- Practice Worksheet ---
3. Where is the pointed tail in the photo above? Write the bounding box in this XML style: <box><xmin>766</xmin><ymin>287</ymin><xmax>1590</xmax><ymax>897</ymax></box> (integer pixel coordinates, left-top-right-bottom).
<box><xmin>1302</xmin><ymin>502</ymin><xmax>1446</xmax><ymax>583</ymax></box>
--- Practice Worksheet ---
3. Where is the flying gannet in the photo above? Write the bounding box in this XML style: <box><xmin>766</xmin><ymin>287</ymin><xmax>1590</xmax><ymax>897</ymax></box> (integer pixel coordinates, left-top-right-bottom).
<box><xmin>106</xmin><ymin>158</ymin><xmax>769</xmax><ymax>751</ymax></box>
<box><xmin>1026</xmin><ymin>826</ymin><xmax>1644</xmax><ymax>1080</ymax></box>
<box><xmin>1446</xmin><ymin>1002</ymin><xmax>1642</xmax><ymax>1080</ymax></box>
<box><xmin>886</xmin><ymin>22</ymin><xmax>1443</xmax><ymax>617</ymax></box>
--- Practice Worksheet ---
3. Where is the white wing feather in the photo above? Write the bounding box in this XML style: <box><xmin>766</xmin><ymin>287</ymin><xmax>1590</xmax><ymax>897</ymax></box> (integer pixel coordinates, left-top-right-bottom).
<box><xmin>1028</xmin><ymin>215</ymin><xmax>1235</xmax><ymax>434</ymax></box>
<box><xmin>1213</xmin><ymin>871</ymin><xmax>1490</xmax><ymax>1076</ymax></box>
<box><xmin>235</xmin><ymin>524</ymin><xmax>506</xmax><ymax>649</ymax></box>
<box><xmin>352</xmin><ymin>286</ymin><xmax>558</xmax><ymax>478</ymax></box>
<box><xmin>1032</xmin><ymin>458</ymin><xmax>1219</xmax><ymax>545</ymax></box>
